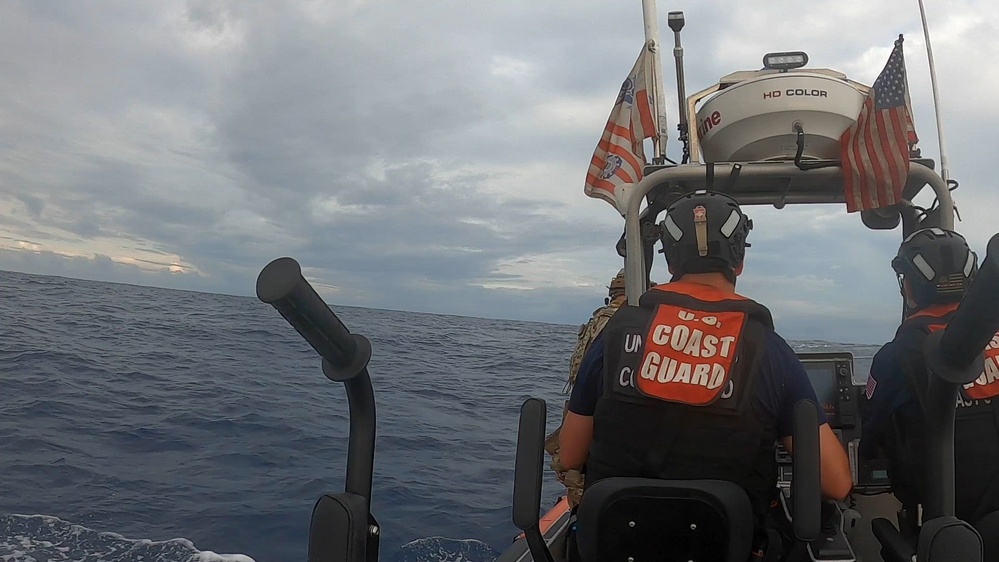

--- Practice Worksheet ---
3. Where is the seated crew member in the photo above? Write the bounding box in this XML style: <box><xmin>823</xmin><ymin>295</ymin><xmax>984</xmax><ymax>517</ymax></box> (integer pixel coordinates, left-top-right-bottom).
<box><xmin>861</xmin><ymin>228</ymin><xmax>999</xmax><ymax>539</ymax></box>
<box><xmin>559</xmin><ymin>190</ymin><xmax>853</xmax><ymax>532</ymax></box>
<box><xmin>546</xmin><ymin>268</ymin><xmax>629</xmax><ymax>508</ymax></box>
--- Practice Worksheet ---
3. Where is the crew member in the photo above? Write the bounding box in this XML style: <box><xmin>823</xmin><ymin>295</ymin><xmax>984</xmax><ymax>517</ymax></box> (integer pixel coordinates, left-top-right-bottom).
<box><xmin>546</xmin><ymin>268</ymin><xmax>628</xmax><ymax>507</ymax></box>
<box><xmin>559</xmin><ymin>190</ymin><xmax>853</xmax><ymax>531</ymax></box>
<box><xmin>861</xmin><ymin>228</ymin><xmax>999</xmax><ymax>543</ymax></box>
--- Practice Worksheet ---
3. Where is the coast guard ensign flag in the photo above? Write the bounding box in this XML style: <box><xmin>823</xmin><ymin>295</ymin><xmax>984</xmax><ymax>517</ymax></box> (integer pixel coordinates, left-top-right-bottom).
<box><xmin>584</xmin><ymin>45</ymin><xmax>658</xmax><ymax>207</ymax></box>
<box><xmin>840</xmin><ymin>35</ymin><xmax>919</xmax><ymax>213</ymax></box>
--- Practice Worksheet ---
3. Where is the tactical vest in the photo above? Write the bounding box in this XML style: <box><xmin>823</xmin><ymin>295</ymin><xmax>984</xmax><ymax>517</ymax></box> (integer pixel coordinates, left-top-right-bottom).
<box><xmin>586</xmin><ymin>281</ymin><xmax>779</xmax><ymax>518</ymax></box>
<box><xmin>891</xmin><ymin>304</ymin><xmax>999</xmax><ymax>524</ymax></box>
<box><xmin>566</xmin><ymin>296</ymin><xmax>626</xmax><ymax>393</ymax></box>
<box><xmin>548</xmin><ymin>296</ymin><xmax>627</xmax><ymax>509</ymax></box>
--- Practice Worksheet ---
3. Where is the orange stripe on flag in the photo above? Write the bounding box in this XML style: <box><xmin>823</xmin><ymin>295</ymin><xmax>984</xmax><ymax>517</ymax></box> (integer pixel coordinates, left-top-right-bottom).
<box><xmin>598</xmin><ymin>139</ymin><xmax>644</xmax><ymax>177</ymax></box>
<box><xmin>586</xmin><ymin>173</ymin><xmax>619</xmax><ymax>194</ymax></box>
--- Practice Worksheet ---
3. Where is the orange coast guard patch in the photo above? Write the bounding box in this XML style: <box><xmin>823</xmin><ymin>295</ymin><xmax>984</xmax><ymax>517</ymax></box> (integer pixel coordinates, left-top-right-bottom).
<box><xmin>961</xmin><ymin>331</ymin><xmax>999</xmax><ymax>400</ymax></box>
<box><xmin>924</xmin><ymin>324</ymin><xmax>999</xmax><ymax>400</ymax></box>
<box><xmin>636</xmin><ymin>304</ymin><xmax>747</xmax><ymax>406</ymax></box>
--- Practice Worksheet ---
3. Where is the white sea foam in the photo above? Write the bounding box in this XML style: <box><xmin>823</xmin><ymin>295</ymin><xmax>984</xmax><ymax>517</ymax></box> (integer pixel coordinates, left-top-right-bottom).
<box><xmin>389</xmin><ymin>536</ymin><xmax>498</xmax><ymax>562</ymax></box>
<box><xmin>0</xmin><ymin>514</ymin><xmax>256</xmax><ymax>562</ymax></box>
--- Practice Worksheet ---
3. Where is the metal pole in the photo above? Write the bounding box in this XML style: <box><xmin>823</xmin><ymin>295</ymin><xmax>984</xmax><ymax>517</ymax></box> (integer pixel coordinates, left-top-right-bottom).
<box><xmin>667</xmin><ymin>12</ymin><xmax>689</xmax><ymax>164</ymax></box>
<box><xmin>641</xmin><ymin>0</ymin><xmax>668</xmax><ymax>162</ymax></box>
<box><xmin>917</xmin><ymin>0</ymin><xmax>951</xmax><ymax>184</ymax></box>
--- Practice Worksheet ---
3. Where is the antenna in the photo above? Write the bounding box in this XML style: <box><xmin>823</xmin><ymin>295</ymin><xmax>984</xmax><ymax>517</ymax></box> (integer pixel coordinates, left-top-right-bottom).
<box><xmin>641</xmin><ymin>0</ymin><xmax>669</xmax><ymax>164</ymax></box>
<box><xmin>667</xmin><ymin>11</ymin><xmax>690</xmax><ymax>164</ymax></box>
<box><xmin>917</xmin><ymin>0</ymin><xmax>951</xmax><ymax>186</ymax></box>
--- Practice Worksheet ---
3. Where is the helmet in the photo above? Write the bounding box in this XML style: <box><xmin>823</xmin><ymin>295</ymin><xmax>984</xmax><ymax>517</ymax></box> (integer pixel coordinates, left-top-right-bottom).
<box><xmin>658</xmin><ymin>190</ymin><xmax>752</xmax><ymax>280</ymax></box>
<box><xmin>892</xmin><ymin>228</ymin><xmax>978</xmax><ymax>306</ymax></box>
<box><xmin>608</xmin><ymin>268</ymin><xmax>626</xmax><ymax>297</ymax></box>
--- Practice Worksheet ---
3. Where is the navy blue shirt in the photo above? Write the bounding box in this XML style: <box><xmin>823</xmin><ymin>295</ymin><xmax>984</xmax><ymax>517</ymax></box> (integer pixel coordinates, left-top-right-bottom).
<box><xmin>859</xmin><ymin>341</ymin><xmax>921</xmax><ymax>457</ymax></box>
<box><xmin>569</xmin><ymin>329</ymin><xmax>827</xmax><ymax>437</ymax></box>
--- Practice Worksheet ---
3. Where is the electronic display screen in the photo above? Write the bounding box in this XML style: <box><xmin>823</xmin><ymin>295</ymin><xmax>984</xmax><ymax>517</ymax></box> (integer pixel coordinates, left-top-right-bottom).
<box><xmin>802</xmin><ymin>362</ymin><xmax>837</xmax><ymax>418</ymax></box>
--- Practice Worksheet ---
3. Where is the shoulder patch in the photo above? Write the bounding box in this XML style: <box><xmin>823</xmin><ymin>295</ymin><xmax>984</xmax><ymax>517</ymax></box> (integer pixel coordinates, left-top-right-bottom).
<box><xmin>960</xmin><ymin>331</ymin><xmax>999</xmax><ymax>400</ymax></box>
<box><xmin>865</xmin><ymin>374</ymin><xmax>877</xmax><ymax>400</ymax></box>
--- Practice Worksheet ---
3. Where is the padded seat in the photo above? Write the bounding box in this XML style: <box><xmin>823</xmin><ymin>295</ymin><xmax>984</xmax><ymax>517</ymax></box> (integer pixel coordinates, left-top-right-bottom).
<box><xmin>918</xmin><ymin>516</ymin><xmax>982</xmax><ymax>561</ymax></box>
<box><xmin>575</xmin><ymin>478</ymin><xmax>755</xmax><ymax>562</ymax></box>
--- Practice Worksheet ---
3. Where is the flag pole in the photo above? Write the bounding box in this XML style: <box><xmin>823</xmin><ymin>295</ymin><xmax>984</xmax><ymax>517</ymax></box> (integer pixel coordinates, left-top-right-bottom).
<box><xmin>916</xmin><ymin>0</ymin><xmax>950</xmax><ymax>184</ymax></box>
<box><xmin>641</xmin><ymin>0</ymin><xmax>667</xmax><ymax>164</ymax></box>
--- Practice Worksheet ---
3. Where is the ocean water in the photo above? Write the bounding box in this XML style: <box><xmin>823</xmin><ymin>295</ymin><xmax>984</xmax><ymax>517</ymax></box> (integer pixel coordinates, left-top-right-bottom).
<box><xmin>0</xmin><ymin>269</ymin><xmax>880</xmax><ymax>562</ymax></box>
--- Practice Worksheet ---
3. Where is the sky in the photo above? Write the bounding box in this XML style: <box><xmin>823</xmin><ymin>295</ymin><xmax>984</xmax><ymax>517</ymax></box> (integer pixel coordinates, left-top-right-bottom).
<box><xmin>1</xmin><ymin>0</ymin><xmax>998</xmax><ymax>345</ymax></box>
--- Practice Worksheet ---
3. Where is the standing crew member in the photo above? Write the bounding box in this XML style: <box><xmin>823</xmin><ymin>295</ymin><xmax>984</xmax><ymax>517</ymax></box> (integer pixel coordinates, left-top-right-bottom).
<box><xmin>546</xmin><ymin>268</ymin><xmax>628</xmax><ymax>507</ymax></box>
<box><xmin>861</xmin><ymin>228</ymin><xmax>999</xmax><ymax>550</ymax></box>
<box><xmin>560</xmin><ymin>191</ymin><xmax>853</xmax><ymax>539</ymax></box>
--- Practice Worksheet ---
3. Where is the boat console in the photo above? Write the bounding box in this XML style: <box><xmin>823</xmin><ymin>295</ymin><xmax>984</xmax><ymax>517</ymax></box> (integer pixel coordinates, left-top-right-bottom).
<box><xmin>799</xmin><ymin>353</ymin><xmax>857</xmax><ymax>429</ymax></box>
<box><xmin>775</xmin><ymin>352</ymin><xmax>881</xmax><ymax>562</ymax></box>
<box><xmin>780</xmin><ymin>353</ymin><xmax>892</xmax><ymax>495</ymax></box>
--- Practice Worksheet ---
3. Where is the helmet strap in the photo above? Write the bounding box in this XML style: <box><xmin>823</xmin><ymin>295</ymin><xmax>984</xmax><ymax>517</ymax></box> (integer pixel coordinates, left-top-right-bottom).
<box><xmin>898</xmin><ymin>276</ymin><xmax>923</xmax><ymax>312</ymax></box>
<box><xmin>694</xmin><ymin>205</ymin><xmax>709</xmax><ymax>257</ymax></box>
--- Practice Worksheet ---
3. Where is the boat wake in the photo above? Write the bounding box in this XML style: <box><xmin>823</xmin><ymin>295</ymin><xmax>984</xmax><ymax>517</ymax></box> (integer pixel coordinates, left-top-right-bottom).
<box><xmin>1</xmin><ymin>513</ymin><xmax>500</xmax><ymax>562</ymax></box>
<box><xmin>0</xmin><ymin>514</ymin><xmax>256</xmax><ymax>562</ymax></box>
<box><xmin>388</xmin><ymin>536</ymin><xmax>499</xmax><ymax>562</ymax></box>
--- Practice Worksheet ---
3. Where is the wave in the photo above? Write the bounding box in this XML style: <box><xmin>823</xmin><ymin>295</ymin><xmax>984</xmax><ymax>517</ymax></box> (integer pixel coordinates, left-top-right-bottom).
<box><xmin>388</xmin><ymin>536</ymin><xmax>499</xmax><ymax>562</ymax></box>
<box><xmin>0</xmin><ymin>514</ymin><xmax>503</xmax><ymax>562</ymax></box>
<box><xmin>0</xmin><ymin>514</ymin><xmax>255</xmax><ymax>562</ymax></box>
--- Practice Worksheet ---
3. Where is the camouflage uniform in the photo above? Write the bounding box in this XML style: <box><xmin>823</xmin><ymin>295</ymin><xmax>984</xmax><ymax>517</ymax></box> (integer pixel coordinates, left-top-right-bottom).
<box><xmin>545</xmin><ymin>269</ymin><xmax>626</xmax><ymax>508</ymax></box>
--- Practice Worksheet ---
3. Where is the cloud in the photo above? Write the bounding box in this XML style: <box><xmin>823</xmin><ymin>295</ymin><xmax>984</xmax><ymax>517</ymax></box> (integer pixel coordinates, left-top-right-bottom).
<box><xmin>1</xmin><ymin>0</ymin><xmax>997</xmax><ymax>344</ymax></box>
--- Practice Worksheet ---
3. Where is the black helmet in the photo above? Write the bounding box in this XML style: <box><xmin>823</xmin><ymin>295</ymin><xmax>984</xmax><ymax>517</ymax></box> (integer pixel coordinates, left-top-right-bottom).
<box><xmin>658</xmin><ymin>190</ymin><xmax>752</xmax><ymax>281</ymax></box>
<box><xmin>891</xmin><ymin>227</ymin><xmax>978</xmax><ymax>306</ymax></box>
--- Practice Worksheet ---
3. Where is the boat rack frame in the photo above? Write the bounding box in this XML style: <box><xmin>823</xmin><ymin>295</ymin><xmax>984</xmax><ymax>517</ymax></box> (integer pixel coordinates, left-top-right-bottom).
<box><xmin>619</xmin><ymin>159</ymin><xmax>955</xmax><ymax>304</ymax></box>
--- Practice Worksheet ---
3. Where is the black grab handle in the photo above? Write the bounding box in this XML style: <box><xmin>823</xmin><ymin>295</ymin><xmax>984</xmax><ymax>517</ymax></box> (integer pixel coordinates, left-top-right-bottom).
<box><xmin>256</xmin><ymin>256</ymin><xmax>376</xmax><ymax>503</ymax></box>
<box><xmin>257</xmin><ymin>257</ymin><xmax>381</xmax><ymax>561</ymax></box>
<box><xmin>512</xmin><ymin>398</ymin><xmax>555</xmax><ymax>562</ymax></box>
<box><xmin>871</xmin><ymin>518</ymin><xmax>916</xmax><ymax>562</ymax></box>
<box><xmin>938</xmin><ymin>233</ymin><xmax>999</xmax><ymax>373</ymax></box>
<box><xmin>256</xmin><ymin>257</ymin><xmax>370</xmax><ymax>381</ymax></box>
<box><xmin>791</xmin><ymin>400</ymin><xmax>821</xmax><ymax>542</ymax></box>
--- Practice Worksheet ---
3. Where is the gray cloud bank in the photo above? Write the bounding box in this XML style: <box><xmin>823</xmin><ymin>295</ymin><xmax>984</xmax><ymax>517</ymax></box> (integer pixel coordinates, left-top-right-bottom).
<box><xmin>2</xmin><ymin>0</ymin><xmax>998</xmax><ymax>345</ymax></box>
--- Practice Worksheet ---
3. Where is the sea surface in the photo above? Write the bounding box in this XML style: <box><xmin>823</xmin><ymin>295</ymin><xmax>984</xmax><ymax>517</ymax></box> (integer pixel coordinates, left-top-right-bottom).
<box><xmin>0</xmin><ymin>269</ymin><xmax>880</xmax><ymax>562</ymax></box>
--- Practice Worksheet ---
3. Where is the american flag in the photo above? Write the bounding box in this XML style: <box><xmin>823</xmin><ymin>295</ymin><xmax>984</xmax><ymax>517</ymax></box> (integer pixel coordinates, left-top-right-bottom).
<box><xmin>840</xmin><ymin>35</ymin><xmax>919</xmax><ymax>213</ymax></box>
<box><xmin>584</xmin><ymin>45</ymin><xmax>658</xmax><ymax>207</ymax></box>
<box><xmin>865</xmin><ymin>374</ymin><xmax>878</xmax><ymax>400</ymax></box>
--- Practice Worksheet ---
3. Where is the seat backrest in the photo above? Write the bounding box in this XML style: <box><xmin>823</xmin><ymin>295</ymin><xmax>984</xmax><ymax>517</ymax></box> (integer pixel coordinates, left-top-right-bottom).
<box><xmin>917</xmin><ymin>516</ymin><xmax>982</xmax><ymax>562</ymax></box>
<box><xmin>575</xmin><ymin>477</ymin><xmax>755</xmax><ymax>562</ymax></box>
